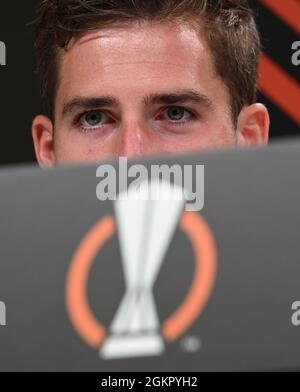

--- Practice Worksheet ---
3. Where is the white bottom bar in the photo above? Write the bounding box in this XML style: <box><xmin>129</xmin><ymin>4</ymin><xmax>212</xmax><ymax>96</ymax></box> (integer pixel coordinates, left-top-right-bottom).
<box><xmin>100</xmin><ymin>334</ymin><xmax>164</xmax><ymax>360</ymax></box>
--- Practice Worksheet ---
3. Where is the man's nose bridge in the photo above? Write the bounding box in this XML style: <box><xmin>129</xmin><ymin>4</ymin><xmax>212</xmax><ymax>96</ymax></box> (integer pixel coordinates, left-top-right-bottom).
<box><xmin>118</xmin><ymin>121</ymin><xmax>144</xmax><ymax>157</ymax></box>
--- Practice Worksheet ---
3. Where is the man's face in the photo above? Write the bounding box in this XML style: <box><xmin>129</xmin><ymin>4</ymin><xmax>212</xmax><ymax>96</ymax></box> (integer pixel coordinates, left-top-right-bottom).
<box><xmin>32</xmin><ymin>21</ymin><xmax>269</xmax><ymax>165</ymax></box>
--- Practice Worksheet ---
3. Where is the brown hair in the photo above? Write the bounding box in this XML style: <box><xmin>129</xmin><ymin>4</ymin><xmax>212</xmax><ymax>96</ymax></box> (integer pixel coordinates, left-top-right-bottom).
<box><xmin>33</xmin><ymin>0</ymin><xmax>261</xmax><ymax>124</ymax></box>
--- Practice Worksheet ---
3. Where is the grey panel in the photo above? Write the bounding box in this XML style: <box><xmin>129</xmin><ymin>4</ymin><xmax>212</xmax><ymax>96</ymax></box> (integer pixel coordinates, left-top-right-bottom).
<box><xmin>0</xmin><ymin>140</ymin><xmax>299</xmax><ymax>371</ymax></box>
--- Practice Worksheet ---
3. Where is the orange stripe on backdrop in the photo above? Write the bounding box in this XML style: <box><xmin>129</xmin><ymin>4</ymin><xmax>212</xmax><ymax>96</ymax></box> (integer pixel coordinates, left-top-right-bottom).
<box><xmin>258</xmin><ymin>54</ymin><xmax>300</xmax><ymax>126</ymax></box>
<box><xmin>259</xmin><ymin>0</ymin><xmax>300</xmax><ymax>35</ymax></box>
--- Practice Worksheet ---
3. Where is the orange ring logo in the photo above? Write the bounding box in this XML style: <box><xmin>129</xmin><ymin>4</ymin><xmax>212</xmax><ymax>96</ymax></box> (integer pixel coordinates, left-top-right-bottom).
<box><xmin>66</xmin><ymin>211</ymin><xmax>217</xmax><ymax>349</ymax></box>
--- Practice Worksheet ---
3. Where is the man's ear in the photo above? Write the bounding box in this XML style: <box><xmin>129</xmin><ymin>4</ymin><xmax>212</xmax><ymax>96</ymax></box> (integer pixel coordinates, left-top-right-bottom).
<box><xmin>32</xmin><ymin>115</ymin><xmax>55</xmax><ymax>167</ymax></box>
<box><xmin>236</xmin><ymin>103</ymin><xmax>270</xmax><ymax>147</ymax></box>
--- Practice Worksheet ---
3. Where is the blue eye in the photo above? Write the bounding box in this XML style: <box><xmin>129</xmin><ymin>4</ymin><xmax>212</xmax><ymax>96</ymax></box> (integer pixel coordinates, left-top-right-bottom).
<box><xmin>166</xmin><ymin>107</ymin><xmax>186</xmax><ymax>121</ymax></box>
<box><xmin>79</xmin><ymin>111</ymin><xmax>106</xmax><ymax>128</ymax></box>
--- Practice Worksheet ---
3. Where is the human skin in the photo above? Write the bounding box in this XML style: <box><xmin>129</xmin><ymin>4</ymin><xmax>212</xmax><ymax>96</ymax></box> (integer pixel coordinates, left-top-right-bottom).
<box><xmin>32</xmin><ymin>21</ymin><xmax>269</xmax><ymax>166</ymax></box>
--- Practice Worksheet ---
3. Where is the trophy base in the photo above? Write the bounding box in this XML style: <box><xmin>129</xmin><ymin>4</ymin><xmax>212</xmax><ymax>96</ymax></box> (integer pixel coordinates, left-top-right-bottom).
<box><xmin>100</xmin><ymin>333</ymin><xmax>164</xmax><ymax>360</ymax></box>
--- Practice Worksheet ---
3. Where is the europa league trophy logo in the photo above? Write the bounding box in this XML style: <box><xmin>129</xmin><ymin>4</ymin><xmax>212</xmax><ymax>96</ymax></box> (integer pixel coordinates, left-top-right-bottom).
<box><xmin>100</xmin><ymin>180</ymin><xmax>185</xmax><ymax>359</ymax></box>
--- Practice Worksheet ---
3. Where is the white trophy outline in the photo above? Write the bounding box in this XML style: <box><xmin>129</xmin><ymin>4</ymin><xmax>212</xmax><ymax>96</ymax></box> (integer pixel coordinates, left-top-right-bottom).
<box><xmin>100</xmin><ymin>180</ymin><xmax>185</xmax><ymax>359</ymax></box>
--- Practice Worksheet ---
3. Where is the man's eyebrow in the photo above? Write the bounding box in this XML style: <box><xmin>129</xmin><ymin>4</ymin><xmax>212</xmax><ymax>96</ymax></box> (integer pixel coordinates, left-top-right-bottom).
<box><xmin>62</xmin><ymin>96</ymin><xmax>119</xmax><ymax>116</ymax></box>
<box><xmin>62</xmin><ymin>90</ymin><xmax>213</xmax><ymax>117</ymax></box>
<box><xmin>143</xmin><ymin>90</ymin><xmax>213</xmax><ymax>107</ymax></box>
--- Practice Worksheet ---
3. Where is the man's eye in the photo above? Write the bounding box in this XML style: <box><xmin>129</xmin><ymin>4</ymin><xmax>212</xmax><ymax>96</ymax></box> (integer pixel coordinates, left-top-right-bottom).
<box><xmin>163</xmin><ymin>107</ymin><xmax>195</xmax><ymax>123</ymax></box>
<box><xmin>79</xmin><ymin>111</ymin><xmax>107</xmax><ymax>128</ymax></box>
<box><xmin>167</xmin><ymin>107</ymin><xmax>186</xmax><ymax>121</ymax></box>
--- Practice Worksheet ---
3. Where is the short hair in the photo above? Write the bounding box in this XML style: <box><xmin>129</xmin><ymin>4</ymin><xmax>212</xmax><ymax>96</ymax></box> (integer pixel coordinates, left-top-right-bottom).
<box><xmin>33</xmin><ymin>0</ymin><xmax>261</xmax><ymax>125</ymax></box>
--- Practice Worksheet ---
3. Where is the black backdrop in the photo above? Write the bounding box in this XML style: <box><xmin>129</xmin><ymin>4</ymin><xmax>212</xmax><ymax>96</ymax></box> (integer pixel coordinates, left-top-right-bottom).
<box><xmin>0</xmin><ymin>0</ymin><xmax>299</xmax><ymax>166</ymax></box>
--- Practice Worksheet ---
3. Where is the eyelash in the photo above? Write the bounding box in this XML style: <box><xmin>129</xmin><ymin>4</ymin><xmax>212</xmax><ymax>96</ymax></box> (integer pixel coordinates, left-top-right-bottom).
<box><xmin>73</xmin><ymin>107</ymin><xmax>197</xmax><ymax>132</ymax></box>
<box><xmin>162</xmin><ymin>107</ymin><xmax>197</xmax><ymax>126</ymax></box>
<box><xmin>73</xmin><ymin>110</ymin><xmax>109</xmax><ymax>133</ymax></box>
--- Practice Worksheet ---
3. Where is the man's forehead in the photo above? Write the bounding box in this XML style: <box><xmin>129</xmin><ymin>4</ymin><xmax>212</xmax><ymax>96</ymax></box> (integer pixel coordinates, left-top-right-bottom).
<box><xmin>58</xmin><ymin>22</ymin><xmax>212</xmax><ymax>87</ymax></box>
<box><xmin>78</xmin><ymin>20</ymin><xmax>200</xmax><ymax>41</ymax></box>
<box><xmin>64</xmin><ymin>21</ymin><xmax>207</xmax><ymax>63</ymax></box>
<box><xmin>54</xmin><ymin>21</ymin><xmax>223</xmax><ymax>116</ymax></box>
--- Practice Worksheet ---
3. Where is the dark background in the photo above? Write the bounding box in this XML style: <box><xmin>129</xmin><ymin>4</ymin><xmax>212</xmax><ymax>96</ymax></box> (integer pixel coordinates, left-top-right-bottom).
<box><xmin>0</xmin><ymin>0</ymin><xmax>299</xmax><ymax>167</ymax></box>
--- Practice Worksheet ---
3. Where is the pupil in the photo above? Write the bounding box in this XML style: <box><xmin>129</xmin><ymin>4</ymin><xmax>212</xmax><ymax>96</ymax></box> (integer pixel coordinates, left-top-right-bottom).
<box><xmin>86</xmin><ymin>112</ymin><xmax>101</xmax><ymax>126</ymax></box>
<box><xmin>168</xmin><ymin>107</ymin><xmax>184</xmax><ymax>120</ymax></box>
